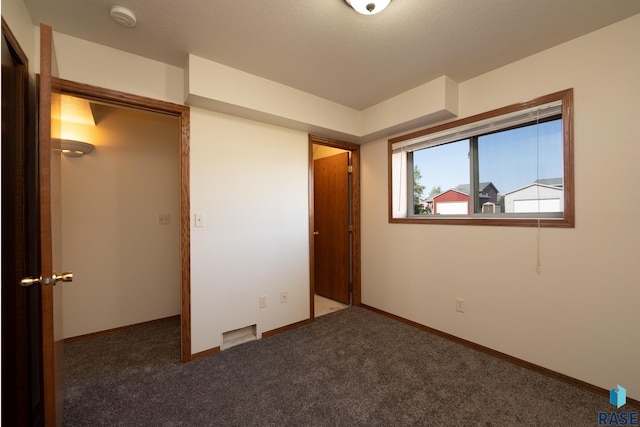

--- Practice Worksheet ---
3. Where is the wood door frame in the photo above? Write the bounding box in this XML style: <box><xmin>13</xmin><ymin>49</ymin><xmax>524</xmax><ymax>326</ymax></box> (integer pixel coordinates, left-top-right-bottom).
<box><xmin>55</xmin><ymin>78</ymin><xmax>192</xmax><ymax>362</ymax></box>
<box><xmin>308</xmin><ymin>134</ymin><xmax>361</xmax><ymax>319</ymax></box>
<box><xmin>38</xmin><ymin>24</ymin><xmax>62</xmax><ymax>426</ymax></box>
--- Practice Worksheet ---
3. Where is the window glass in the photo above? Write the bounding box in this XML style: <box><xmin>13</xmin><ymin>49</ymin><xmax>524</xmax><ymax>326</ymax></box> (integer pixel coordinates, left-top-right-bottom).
<box><xmin>412</xmin><ymin>140</ymin><xmax>469</xmax><ymax>215</ymax></box>
<box><xmin>477</xmin><ymin>119</ymin><xmax>563</xmax><ymax>214</ymax></box>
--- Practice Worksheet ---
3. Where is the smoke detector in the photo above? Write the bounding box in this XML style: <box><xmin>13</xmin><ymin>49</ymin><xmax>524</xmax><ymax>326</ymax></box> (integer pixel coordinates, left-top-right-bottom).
<box><xmin>110</xmin><ymin>5</ymin><xmax>137</xmax><ymax>28</ymax></box>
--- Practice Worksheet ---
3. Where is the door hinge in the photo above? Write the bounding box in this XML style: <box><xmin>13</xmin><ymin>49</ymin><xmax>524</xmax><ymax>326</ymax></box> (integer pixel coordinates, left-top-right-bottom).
<box><xmin>347</xmin><ymin>165</ymin><xmax>353</xmax><ymax>173</ymax></box>
<box><xmin>348</xmin><ymin>224</ymin><xmax>353</xmax><ymax>232</ymax></box>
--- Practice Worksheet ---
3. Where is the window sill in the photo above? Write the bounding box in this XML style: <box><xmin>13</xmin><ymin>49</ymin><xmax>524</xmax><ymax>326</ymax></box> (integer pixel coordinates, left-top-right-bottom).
<box><xmin>389</xmin><ymin>215</ymin><xmax>574</xmax><ymax>228</ymax></box>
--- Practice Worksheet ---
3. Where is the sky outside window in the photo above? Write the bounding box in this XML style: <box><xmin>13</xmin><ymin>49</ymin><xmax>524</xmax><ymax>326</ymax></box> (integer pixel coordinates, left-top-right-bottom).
<box><xmin>413</xmin><ymin>139</ymin><xmax>469</xmax><ymax>196</ymax></box>
<box><xmin>413</xmin><ymin>119</ymin><xmax>563</xmax><ymax>197</ymax></box>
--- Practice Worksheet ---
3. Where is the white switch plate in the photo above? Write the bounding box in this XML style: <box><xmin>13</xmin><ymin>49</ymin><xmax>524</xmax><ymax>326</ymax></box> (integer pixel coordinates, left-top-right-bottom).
<box><xmin>456</xmin><ymin>298</ymin><xmax>465</xmax><ymax>313</ymax></box>
<box><xmin>194</xmin><ymin>213</ymin><xmax>205</xmax><ymax>227</ymax></box>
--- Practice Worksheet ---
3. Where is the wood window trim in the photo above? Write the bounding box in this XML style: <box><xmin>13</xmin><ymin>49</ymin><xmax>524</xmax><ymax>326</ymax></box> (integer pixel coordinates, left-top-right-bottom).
<box><xmin>388</xmin><ymin>88</ymin><xmax>575</xmax><ymax>228</ymax></box>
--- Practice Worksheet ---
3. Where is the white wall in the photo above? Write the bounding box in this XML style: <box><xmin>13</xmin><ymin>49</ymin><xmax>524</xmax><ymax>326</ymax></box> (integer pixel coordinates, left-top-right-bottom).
<box><xmin>61</xmin><ymin>106</ymin><xmax>181</xmax><ymax>338</ymax></box>
<box><xmin>361</xmin><ymin>14</ymin><xmax>640</xmax><ymax>400</ymax></box>
<box><xmin>190</xmin><ymin>108</ymin><xmax>310</xmax><ymax>353</ymax></box>
<box><xmin>186</xmin><ymin>55</ymin><xmax>458</xmax><ymax>143</ymax></box>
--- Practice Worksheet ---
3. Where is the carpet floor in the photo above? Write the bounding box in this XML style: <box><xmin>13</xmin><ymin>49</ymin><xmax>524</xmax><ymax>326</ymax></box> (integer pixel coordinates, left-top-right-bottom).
<box><xmin>64</xmin><ymin>306</ymin><xmax>619</xmax><ymax>426</ymax></box>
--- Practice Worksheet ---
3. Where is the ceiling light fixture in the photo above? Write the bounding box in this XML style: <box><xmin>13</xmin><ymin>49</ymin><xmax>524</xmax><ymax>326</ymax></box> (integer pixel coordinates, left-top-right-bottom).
<box><xmin>344</xmin><ymin>0</ymin><xmax>391</xmax><ymax>15</ymax></box>
<box><xmin>110</xmin><ymin>5</ymin><xmax>137</xmax><ymax>28</ymax></box>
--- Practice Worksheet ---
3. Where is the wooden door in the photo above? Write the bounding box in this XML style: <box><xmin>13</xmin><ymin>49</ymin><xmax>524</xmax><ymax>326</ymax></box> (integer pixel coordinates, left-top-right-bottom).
<box><xmin>38</xmin><ymin>23</ymin><xmax>65</xmax><ymax>426</ymax></box>
<box><xmin>1</xmin><ymin>18</ymin><xmax>44</xmax><ymax>426</ymax></box>
<box><xmin>313</xmin><ymin>152</ymin><xmax>350</xmax><ymax>304</ymax></box>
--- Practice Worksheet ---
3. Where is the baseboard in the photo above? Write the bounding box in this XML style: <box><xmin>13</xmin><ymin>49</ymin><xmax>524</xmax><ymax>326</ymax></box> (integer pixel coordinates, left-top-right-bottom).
<box><xmin>188</xmin><ymin>318</ymin><xmax>313</xmax><ymax>361</ymax></box>
<box><xmin>262</xmin><ymin>318</ymin><xmax>314</xmax><ymax>338</ymax></box>
<box><xmin>191</xmin><ymin>346</ymin><xmax>221</xmax><ymax>361</ymax></box>
<box><xmin>63</xmin><ymin>315</ymin><xmax>180</xmax><ymax>344</ymax></box>
<box><xmin>361</xmin><ymin>304</ymin><xmax>639</xmax><ymax>409</ymax></box>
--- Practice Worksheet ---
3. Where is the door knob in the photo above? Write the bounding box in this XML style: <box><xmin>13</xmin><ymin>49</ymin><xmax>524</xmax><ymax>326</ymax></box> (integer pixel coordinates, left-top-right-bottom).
<box><xmin>53</xmin><ymin>271</ymin><xmax>74</xmax><ymax>283</ymax></box>
<box><xmin>313</xmin><ymin>231</ymin><xmax>319</xmax><ymax>235</ymax></box>
<box><xmin>20</xmin><ymin>271</ymin><xmax>73</xmax><ymax>287</ymax></box>
<box><xmin>20</xmin><ymin>276</ymin><xmax>42</xmax><ymax>287</ymax></box>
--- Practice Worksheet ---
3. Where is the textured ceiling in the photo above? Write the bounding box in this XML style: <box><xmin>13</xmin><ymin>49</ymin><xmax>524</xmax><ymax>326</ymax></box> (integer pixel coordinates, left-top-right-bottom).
<box><xmin>23</xmin><ymin>0</ymin><xmax>640</xmax><ymax>110</ymax></box>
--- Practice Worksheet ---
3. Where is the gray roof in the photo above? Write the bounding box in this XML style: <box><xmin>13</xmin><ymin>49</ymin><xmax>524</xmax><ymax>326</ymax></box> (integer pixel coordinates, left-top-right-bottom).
<box><xmin>454</xmin><ymin>182</ymin><xmax>497</xmax><ymax>195</ymax></box>
<box><xmin>503</xmin><ymin>182</ymin><xmax>564</xmax><ymax>196</ymax></box>
<box><xmin>533</xmin><ymin>178</ymin><xmax>563</xmax><ymax>187</ymax></box>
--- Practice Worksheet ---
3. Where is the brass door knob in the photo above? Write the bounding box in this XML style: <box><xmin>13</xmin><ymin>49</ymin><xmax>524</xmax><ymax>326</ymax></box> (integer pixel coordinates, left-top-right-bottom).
<box><xmin>20</xmin><ymin>271</ymin><xmax>73</xmax><ymax>287</ymax></box>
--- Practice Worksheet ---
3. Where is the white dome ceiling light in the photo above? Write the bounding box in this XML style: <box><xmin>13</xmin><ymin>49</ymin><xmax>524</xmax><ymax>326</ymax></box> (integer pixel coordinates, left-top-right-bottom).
<box><xmin>110</xmin><ymin>5</ymin><xmax>137</xmax><ymax>28</ymax></box>
<box><xmin>344</xmin><ymin>0</ymin><xmax>391</xmax><ymax>15</ymax></box>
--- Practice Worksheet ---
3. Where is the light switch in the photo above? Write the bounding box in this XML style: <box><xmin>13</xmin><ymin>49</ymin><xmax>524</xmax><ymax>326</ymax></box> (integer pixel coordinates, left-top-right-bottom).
<box><xmin>194</xmin><ymin>213</ymin><xmax>205</xmax><ymax>227</ymax></box>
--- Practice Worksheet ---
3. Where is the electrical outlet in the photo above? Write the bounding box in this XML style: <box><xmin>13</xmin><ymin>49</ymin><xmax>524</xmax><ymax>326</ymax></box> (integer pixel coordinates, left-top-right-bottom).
<box><xmin>259</xmin><ymin>295</ymin><xmax>267</xmax><ymax>309</ymax></box>
<box><xmin>280</xmin><ymin>290</ymin><xmax>288</xmax><ymax>304</ymax></box>
<box><xmin>157</xmin><ymin>214</ymin><xmax>171</xmax><ymax>225</ymax></box>
<box><xmin>456</xmin><ymin>298</ymin><xmax>465</xmax><ymax>313</ymax></box>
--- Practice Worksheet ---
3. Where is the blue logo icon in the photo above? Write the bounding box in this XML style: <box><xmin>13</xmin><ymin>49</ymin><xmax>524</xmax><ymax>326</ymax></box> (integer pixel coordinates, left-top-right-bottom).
<box><xmin>599</xmin><ymin>385</ymin><xmax>638</xmax><ymax>426</ymax></box>
<box><xmin>610</xmin><ymin>385</ymin><xmax>627</xmax><ymax>409</ymax></box>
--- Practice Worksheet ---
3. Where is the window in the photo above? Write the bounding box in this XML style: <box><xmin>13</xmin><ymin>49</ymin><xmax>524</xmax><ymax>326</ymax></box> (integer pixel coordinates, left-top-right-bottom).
<box><xmin>388</xmin><ymin>89</ymin><xmax>574</xmax><ymax>227</ymax></box>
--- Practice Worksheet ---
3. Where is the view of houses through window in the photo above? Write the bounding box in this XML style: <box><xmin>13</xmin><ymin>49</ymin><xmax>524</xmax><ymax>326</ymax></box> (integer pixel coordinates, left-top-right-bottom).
<box><xmin>411</xmin><ymin>118</ymin><xmax>564</xmax><ymax>217</ymax></box>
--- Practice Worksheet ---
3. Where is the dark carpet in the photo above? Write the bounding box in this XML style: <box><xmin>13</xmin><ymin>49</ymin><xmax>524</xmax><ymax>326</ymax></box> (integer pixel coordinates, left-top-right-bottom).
<box><xmin>64</xmin><ymin>306</ymin><xmax>617</xmax><ymax>426</ymax></box>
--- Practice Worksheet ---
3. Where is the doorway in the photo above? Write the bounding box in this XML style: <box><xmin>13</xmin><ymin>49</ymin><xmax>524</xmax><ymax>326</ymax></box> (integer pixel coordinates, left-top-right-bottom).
<box><xmin>58</xmin><ymin>94</ymin><xmax>182</xmax><ymax>344</ymax></box>
<box><xmin>309</xmin><ymin>135</ymin><xmax>361</xmax><ymax>319</ymax></box>
<box><xmin>57</xmin><ymin>79</ymin><xmax>192</xmax><ymax>361</ymax></box>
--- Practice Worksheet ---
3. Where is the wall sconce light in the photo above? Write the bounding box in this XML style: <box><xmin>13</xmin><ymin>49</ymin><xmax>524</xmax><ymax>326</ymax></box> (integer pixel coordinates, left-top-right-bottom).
<box><xmin>344</xmin><ymin>0</ymin><xmax>391</xmax><ymax>15</ymax></box>
<box><xmin>55</xmin><ymin>138</ymin><xmax>95</xmax><ymax>157</ymax></box>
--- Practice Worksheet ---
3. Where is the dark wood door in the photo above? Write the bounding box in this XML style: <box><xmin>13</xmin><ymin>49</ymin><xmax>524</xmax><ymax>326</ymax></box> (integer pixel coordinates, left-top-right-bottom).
<box><xmin>2</xmin><ymin>18</ymin><xmax>44</xmax><ymax>427</ymax></box>
<box><xmin>313</xmin><ymin>152</ymin><xmax>350</xmax><ymax>304</ymax></box>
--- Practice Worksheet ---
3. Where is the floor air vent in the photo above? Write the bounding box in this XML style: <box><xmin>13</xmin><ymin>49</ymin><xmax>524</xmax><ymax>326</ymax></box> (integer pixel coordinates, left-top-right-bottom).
<box><xmin>222</xmin><ymin>324</ymin><xmax>257</xmax><ymax>350</ymax></box>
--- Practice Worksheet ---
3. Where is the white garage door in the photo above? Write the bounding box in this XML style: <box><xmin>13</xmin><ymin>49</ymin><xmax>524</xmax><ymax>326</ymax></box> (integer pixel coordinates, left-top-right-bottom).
<box><xmin>436</xmin><ymin>201</ymin><xmax>468</xmax><ymax>215</ymax></box>
<box><xmin>514</xmin><ymin>199</ymin><xmax>561</xmax><ymax>213</ymax></box>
